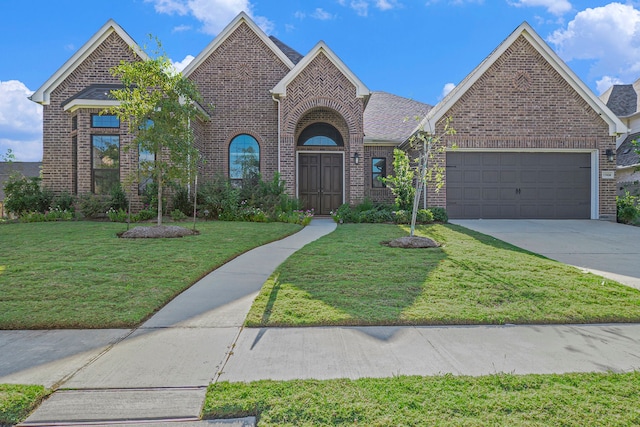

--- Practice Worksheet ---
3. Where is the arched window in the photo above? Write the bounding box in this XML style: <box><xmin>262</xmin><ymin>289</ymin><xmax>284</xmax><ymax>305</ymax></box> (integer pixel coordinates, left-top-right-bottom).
<box><xmin>298</xmin><ymin>123</ymin><xmax>344</xmax><ymax>146</ymax></box>
<box><xmin>229</xmin><ymin>134</ymin><xmax>260</xmax><ymax>184</ymax></box>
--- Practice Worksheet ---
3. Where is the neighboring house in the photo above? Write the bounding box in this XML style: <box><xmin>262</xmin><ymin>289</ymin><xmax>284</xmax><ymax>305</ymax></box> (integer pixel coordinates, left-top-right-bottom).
<box><xmin>0</xmin><ymin>162</ymin><xmax>42</xmax><ymax>217</ymax></box>
<box><xmin>600</xmin><ymin>78</ymin><xmax>640</xmax><ymax>196</ymax></box>
<box><xmin>30</xmin><ymin>13</ymin><xmax>624</xmax><ymax>219</ymax></box>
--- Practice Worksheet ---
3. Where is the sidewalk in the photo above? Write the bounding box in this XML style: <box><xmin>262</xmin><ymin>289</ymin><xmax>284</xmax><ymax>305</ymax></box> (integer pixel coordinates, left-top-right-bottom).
<box><xmin>3</xmin><ymin>218</ymin><xmax>640</xmax><ymax>426</ymax></box>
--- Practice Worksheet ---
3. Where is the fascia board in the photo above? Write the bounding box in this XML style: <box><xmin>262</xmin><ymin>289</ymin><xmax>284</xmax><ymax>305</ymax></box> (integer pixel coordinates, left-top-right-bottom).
<box><xmin>422</xmin><ymin>22</ymin><xmax>627</xmax><ymax>137</ymax></box>
<box><xmin>63</xmin><ymin>99</ymin><xmax>121</xmax><ymax>112</ymax></box>
<box><xmin>272</xmin><ymin>41</ymin><xmax>370</xmax><ymax>98</ymax></box>
<box><xmin>182</xmin><ymin>12</ymin><xmax>295</xmax><ymax>77</ymax></box>
<box><xmin>31</xmin><ymin>19</ymin><xmax>147</xmax><ymax>105</ymax></box>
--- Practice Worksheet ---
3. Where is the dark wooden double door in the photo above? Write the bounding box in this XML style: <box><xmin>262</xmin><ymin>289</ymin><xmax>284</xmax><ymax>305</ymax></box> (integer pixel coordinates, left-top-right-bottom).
<box><xmin>298</xmin><ymin>153</ymin><xmax>343</xmax><ymax>215</ymax></box>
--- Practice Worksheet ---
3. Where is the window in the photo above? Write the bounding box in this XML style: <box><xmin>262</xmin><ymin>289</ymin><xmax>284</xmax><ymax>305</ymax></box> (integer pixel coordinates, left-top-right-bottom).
<box><xmin>298</xmin><ymin>123</ymin><xmax>344</xmax><ymax>146</ymax></box>
<box><xmin>138</xmin><ymin>145</ymin><xmax>155</xmax><ymax>196</ymax></box>
<box><xmin>229</xmin><ymin>134</ymin><xmax>260</xmax><ymax>184</ymax></box>
<box><xmin>72</xmin><ymin>136</ymin><xmax>78</xmax><ymax>195</ymax></box>
<box><xmin>91</xmin><ymin>135</ymin><xmax>120</xmax><ymax>194</ymax></box>
<box><xmin>91</xmin><ymin>114</ymin><xmax>120</xmax><ymax>128</ymax></box>
<box><xmin>372</xmin><ymin>157</ymin><xmax>386</xmax><ymax>188</ymax></box>
<box><xmin>71</xmin><ymin>115</ymin><xmax>78</xmax><ymax>131</ymax></box>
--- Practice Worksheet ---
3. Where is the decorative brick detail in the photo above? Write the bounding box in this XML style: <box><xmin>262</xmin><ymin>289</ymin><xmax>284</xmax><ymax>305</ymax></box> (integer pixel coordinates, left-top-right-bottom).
<box><xmin>434</xmin><ymin>35</ymin><xmax>616</xmax><ymax>219</ymax></box>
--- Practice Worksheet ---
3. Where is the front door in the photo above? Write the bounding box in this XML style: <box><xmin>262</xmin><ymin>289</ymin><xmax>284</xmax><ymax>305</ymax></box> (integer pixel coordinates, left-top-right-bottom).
<box><xmin>298</xmin><ymin>153</ymin><xmax>343</xmax><ymax>215</ymax></box>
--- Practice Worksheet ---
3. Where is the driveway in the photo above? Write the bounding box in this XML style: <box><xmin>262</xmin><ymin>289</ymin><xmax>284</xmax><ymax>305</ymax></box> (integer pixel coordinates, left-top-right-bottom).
<box><xmin>451</xmin><ymin>220</ymin><xmax>640</xmax><ymax>290</ymax></box>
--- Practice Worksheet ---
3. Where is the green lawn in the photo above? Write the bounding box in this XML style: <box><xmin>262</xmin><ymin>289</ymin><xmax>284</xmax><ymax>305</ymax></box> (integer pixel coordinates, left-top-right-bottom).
<box><xmin>246</xmin><ymin>223</ymin><xmax>640</xmax><ymax>326</ymax></box>
<box><xmin>0</xmin><ymin>221</ymin><xmax>300</xmax><ymax>329</ymax></box>
<box><xmin>0</xmin><ymin>384</ymin><xmax>50</xmax><ymax>426</ymax></box>
<box><xmin>203</xmin><ymin>372</ymin><xmax>640</xmax><ymax>426</ymax></box>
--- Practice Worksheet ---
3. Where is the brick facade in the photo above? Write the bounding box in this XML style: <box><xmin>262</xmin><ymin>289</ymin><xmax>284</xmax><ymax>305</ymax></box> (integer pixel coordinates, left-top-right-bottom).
<box><xmin>431</xmin><ymin>35</ymin><xmax>617</xmax><ymax>219</ymax></box>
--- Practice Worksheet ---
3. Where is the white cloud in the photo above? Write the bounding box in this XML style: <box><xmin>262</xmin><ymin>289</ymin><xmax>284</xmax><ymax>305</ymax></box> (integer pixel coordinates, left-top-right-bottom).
<box><xmin>441</xmin><ymin>82</ymin><xmax>456</xmax><ymax>99</ymax></box>
<box><xmin>172</xmin><ymin>24</ymin><xmax>192</xmax><ymax>32</ymax></box>
<box><xmin>508</xmin><ymin>0</ymin><xmax>572</xmax><ymax>16</ymax></box>
<box><xmin>172</xmin><ymin>54</ymin><xmax>195</xmax><ymax>72</ymax></box>
<box><xmin>294</xmin><ymin>10</ymin><xmax>306</xmax><ymax>19</ymax></box>
<box><xmin>339</xmin><ymin>0</ymin><xmax>400</xmax><ymax>16</ymax></box>
<box><xmin>375</xmin><ymin>0</ymin><xmax>401</xmax><ymax>11</ymax></box>
<box><xmin>350</xmin><ymin>0</ymin><xmax>369</xmax><ymax>16</ymax></box>
<box><xmin>548</xmin><ymin>3</ymin><xmax>640</xmax><ymax>84</ymax></box>
<box><xmin>596</xmin><ymin>75</ymin><xmax>624</xmax><ymax>95</ymax></box>
<box><xmin>0</xmin><ymin>138</ymin><xmax>42</xmax><ymax>162</ymax></box>
<box><xmin>146</xmin><ymin>0</ymin><xmax>274</xmax><ymax>34</ymax></box>
<box><xmin>0</xmin><ymin>81</ymin><xmax>42</xmax><ymax>161</ymax></box>
<box><xmin>311</xmin><ymin>8</ymin><xmax>335</xmax><ymax>20</ymax></box>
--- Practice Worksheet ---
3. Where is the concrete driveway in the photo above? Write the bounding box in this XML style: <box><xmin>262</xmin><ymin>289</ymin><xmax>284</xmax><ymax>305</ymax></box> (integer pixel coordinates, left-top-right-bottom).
<box><xmin>451</xmin><ymin>220</ymin><xmax>640</xmax><ymax>290</ymax></box>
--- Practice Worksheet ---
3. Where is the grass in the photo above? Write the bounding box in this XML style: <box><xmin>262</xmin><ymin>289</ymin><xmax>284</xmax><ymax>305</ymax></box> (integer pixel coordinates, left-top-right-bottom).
<box><xmin>0</xmin><ymin>384</ymin><xmax>50</xmax><ymax>426</ymax></box>
<box><xmin>0</xmin><ymin>221</ymin><xmax>300</xmax><ymax>329</ymax></box>
<box><xmin>203</xmin><ymin>372</ymin><xmax>640</xmax><ymax>426</ymax></box>
<box><xmin>246</xmin><ymin>223</ymin><xmax>640</xmax><ymax>326</ymax></box>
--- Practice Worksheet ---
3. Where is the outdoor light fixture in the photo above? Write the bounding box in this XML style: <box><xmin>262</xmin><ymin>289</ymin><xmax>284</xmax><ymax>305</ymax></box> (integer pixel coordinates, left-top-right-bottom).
<box><xmin>353</xmin><ymin>152</ymin><xmax>360</xmax><ymax>165</ymax></box>
<box><xmin>605</xmin><ymin>148</ymin><xmax>614</xmax><ymax>162</ymax></box>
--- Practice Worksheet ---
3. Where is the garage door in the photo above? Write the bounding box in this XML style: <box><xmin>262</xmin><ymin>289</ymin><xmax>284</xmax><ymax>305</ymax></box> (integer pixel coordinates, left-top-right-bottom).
<box><xmin>446</xmin><ymin>152</ymin><xmax>591</xmax><ymax>219</ymax></box>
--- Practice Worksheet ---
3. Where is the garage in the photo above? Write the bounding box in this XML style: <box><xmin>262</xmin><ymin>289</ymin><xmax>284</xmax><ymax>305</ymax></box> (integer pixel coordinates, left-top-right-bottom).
<box><xmin>446</xmin><ymin>152</ymin><xmax>591</xmax><ymax>219</ymax></box>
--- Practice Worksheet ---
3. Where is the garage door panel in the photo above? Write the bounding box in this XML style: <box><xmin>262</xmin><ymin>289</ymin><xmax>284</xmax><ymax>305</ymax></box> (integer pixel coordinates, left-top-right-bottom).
<box><xmin>447</xmin><ymin>152</ymin><xmax>591</xmax><ymax>219</ymax></box>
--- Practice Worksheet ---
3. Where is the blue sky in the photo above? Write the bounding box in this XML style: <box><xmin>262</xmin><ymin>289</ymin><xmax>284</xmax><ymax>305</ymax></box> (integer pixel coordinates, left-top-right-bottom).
<box><xmin>1</xmin><ymin>0</ymin><xmax>639</xmax><ymax>161</ymax></box>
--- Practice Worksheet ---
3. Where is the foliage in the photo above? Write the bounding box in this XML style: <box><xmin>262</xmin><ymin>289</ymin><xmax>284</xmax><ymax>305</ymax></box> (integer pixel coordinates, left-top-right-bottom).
<box><xmin>19</xmin><ymin>208</ymin><xmax>73</xmax><ymax>223</ymax></box>
<box><xmin>109</xmin><ymin>185</ymin><xmax>129</xmax><ymax>211</ymax></box>
<box><xmin>106</xmin><ymin>208</ymin><xmax>129</xmax><ymax>223</ymax></box>
<box><xmin>331</xmin><ymin>201</ymin><xmax>444</xmax><ymax>225</ymax></box>
<box><xmin>428</xmin><ymin>206</ymin><xmax>448</xmax><ymax>223</ymax></box>
<box><xmin>171</xmin><ymin>185</ymin><xmax>193</xmax><ymax>217</ymax></box>
<box><xmin>617</xmin><ymin>191</ymin><xmax>639</xmax><ymax>224</ymax></box>
<box><xmin>198</xmin><ymin>176</ymin><xmax>240</xmax><ymax>220</ymax></box>
<box><xmin>3</xmin><ymin>175</ymin><xmax>53</xmax><ymax>215</ymax></box>
<box><xmin>53</xmin><ymin>192</ymin><xmax>76</xmax><ymax>212</ymax></box>
<box><xmin>0</xmin><ymin>221</ymin><xmax>300</xmax><ymax>329</ymax></box>
<box><xmin>0</xmin><ymin>384</ymin><xmax>50</xmax><ymax>426</ymax></box>
<box><xmin>1</xmin><ymin>148</ymin><xmax>16</xmax><ymax>163</ymax></box>
<box><xmin>170</xmin><ymin>209</ymin><xmax>188</xmax><ymax>221</ymax></box>
<box><xmin>246</xmin><ymin>223</ymin><xmax>640</xmax><ymax>327</ymax></box>
<box><xmin>204</xmin><ymin>372</ymin><xmax>640</xmax><ymax>426</ymax></box>
<box><xmin>380</xmin><ymin>148</ymin><xmax>415</xmax><ymax>211</ymax></box>
<box><xmin>108</xmin><ymin>36</ymin><xmax>205</xmax><ymax>225</ymax></box>
<box><xmin>76</xmin><ymin>193</ymin><xmax>110</xmax><ymax>219</ymax></box>
<box><xmin>135</xmin><ymin>208</ymin><xmax>156</xmax><ymax>222</ymax></box>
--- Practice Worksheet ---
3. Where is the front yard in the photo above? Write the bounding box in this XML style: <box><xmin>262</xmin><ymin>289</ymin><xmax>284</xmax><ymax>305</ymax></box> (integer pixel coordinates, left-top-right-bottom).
<box><xmin>247</xmin><ymin>223</ymin><xmax>640</xmax><ymax>326</ymax></box>
<box><xmin>0</xmin><ymin>221</ymin><xmax>301</xmax><ymax>329</ymax></box>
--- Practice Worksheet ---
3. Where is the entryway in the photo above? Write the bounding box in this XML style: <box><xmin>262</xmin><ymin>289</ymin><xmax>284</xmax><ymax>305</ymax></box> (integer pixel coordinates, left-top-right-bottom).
<box><xmin>298</xmin><ymin>153</ymin><xmax>343</xmax><ymax>215</ymax></box>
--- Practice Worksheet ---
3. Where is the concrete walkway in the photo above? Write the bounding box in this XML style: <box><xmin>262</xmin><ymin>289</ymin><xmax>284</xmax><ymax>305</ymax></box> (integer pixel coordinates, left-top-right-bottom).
<box><xmin>3</xmin><ymin>218</ymin><xmax>640</xmax><ymax>426</ymax></box>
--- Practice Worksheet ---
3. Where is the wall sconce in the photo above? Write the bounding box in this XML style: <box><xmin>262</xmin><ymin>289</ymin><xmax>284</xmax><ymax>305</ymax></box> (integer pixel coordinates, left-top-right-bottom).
<box><xmin>605</xmin><ymin>148</ymin><xmax>614</xmax><ymax>162</ymax></box>
<box><xmin>353</xmin><ymin>152</ymin><xmax>360</xmax><ymax>165</ymax></box>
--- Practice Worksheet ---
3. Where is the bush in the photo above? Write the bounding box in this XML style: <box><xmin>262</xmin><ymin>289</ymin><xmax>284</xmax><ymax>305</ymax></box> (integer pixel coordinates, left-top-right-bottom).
<box><xmin>106</xmin><ymin>208</ymin><xmax>128</xmax><ymax>223</ymax></box>
<box><xmin>428</xmin><ymin>207</ymin><xmax>448</xmax><ymax>223</ymax></box>
<box><xmin>134</xmin><ymin>209</ymin><xmax>156</xmax><ymax>222</ymax></box>
<box><xmin>19</xmin><ymin>208</ymin><xmax>73</xmax><ymax>223</ymax></box>
<box><xmin>53</xmin><ymin>192</ymin><xmax>76</xmax><ymax>212</ymax></box>
<box><xmin>171</xmin><ymin>186</ymin><xmax>193</xmax><ymax>217</ymax></box>
<box><xmin>617</xmin><ymin>192</ymin><xmax>639</xmax><ymax>224</ymax></box>
<box><xmin>170</xmin><ymin>209</ymin><xmax>188</xmax><ymax>221</ymax></box>
<box><xmin>417</xmin><ymin>209</ymin><xmax>434</xmax><ymax>223</ymax></box>
<box><xmin>77</xmin><ymin>193</ymin><xmax>109</xmax><ymax>219</ymax></box>
<box><xmin>109</xmin><ymin>185</ymin><xmax>128</xmax><ymax>211</ymax></box>
<box><xmin>3</xmin><ymin>174</ymin><xmax>53</xmax><ymax>215</ymax></box>
<box><xmin>198</xmin><ymin>177</ymin><xmax>240</xmax><ymax>220</ymax></box>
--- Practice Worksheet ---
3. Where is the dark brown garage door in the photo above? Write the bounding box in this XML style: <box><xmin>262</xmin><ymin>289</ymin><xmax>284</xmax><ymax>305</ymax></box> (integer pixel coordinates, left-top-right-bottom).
<box><xmin>446</xmin><ymin>152</ymin><xmax>591</xmax><ymax>219</ymax></box>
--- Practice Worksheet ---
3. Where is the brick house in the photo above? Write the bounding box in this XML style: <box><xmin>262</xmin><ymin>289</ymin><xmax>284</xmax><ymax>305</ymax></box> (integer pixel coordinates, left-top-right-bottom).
<box><xmin>30</xmin><ymin>13</ymin><xmax>625</xmax><ymax>219</ymax></box>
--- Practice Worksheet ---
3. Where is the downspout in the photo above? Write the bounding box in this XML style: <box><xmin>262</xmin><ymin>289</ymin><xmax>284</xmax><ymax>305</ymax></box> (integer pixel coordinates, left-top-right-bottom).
<box><xmin>271</xmin><ymin>94</ymin><xmax>281</xmax><ymax>173</ymax></box>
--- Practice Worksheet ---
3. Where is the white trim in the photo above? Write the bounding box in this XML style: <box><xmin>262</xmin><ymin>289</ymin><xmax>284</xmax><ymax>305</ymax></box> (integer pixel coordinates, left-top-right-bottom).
<box><xmin>419</xmin><ymin>22</ymin><xmax>626</xmax><ymax>138</ymax></box>
<box><xmin>272</xmin><ymin>41</ymin><xmax>370</xmax><ymax>98</ymax></box>
<box><xmin>63</xmin><ymin>99</ymin><xmax>121</xmax><ymax>112</ymax></box>
<box><xmin>447</xmin><ymin>148</ymin><xmax>599</xmax><ymax>220</ymax></box>
<box><xmin>182</xmin><ymin>12</ymin><xmax>294</xmax><ymax>77</ymax></box>
<box><xmin>295</xmin><ymin>150</ymin><xmax>346</xmax><ymax>206</ymax></box>
<box><xmin>31</xmin><ymin>19</ymin><xmax>147</xmax><ymax>105</ymax></box>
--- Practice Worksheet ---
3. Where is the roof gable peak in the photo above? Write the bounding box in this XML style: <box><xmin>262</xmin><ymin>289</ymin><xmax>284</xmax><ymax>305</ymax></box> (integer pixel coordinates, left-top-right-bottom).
<box><xmin>31</xmin><ymin>19</ymin><xmax>146</xmax><ymax>105</ymax></box>
<box><xmin>272</xmin><ymin>41</ymin><xmax>370</xmax><ymax>98</ymax></box>
<box><xmin>182</xmin><ymin>12</ymin><xmax>295</xmax><ymax>77</ymax></box>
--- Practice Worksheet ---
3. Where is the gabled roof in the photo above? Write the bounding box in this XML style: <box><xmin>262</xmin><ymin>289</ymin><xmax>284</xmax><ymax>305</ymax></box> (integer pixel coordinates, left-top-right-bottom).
<box><xmin>271</xmin><ymin>41</ymin><xmax>370</xmax><ymax>98</ymax></box>
<box><xmin>364</xmin><ymin>91</ymin><xmax>431</xmax><ymax>143</ymax></box>
<box><xmin>617</xmin><ymin>132</ymin><xmax>640</xmax><ymax>168</ymax></box>
<box><xmin>417</xmin><ymin>21</ymin><xmax>626</xmax><ymax>137</ymax></box>
<box><xmin>30</xmin><ymin>19</ymin><xmax>147</xmax><ymax>106</ymax></box>
<box><xmin>600</xmin><ymin>77</ymin><xmax>640</xmax><ymax>118</ymax></box>
<box><xmin>62</xmin><ymin>83</ymin><xmax>123</xmax><ymax>112</ymax></box>
<box><xmin>269</xmin><ymin>36</ymin><xmax>304</xmax><ymax>65</ymax></box>
<box><xmin>182</xmin><ymin>12</ymin><xmax>295</xmax><ymax>77</ymax></box>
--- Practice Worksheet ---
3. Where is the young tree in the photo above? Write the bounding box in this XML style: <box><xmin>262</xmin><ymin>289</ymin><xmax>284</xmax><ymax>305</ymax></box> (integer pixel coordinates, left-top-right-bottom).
<box><xmin>406</xmin><ymin>116</ymin><xmax>455</xmax><ymax>236</ymax></box>
<box><xmin>108</xmin><ymin>38</ymin><xmax>204</xmax><ymax>225</ymax></box>
<box><xmin>380</xmin><ymin>148</ymin><xmax>415</xmax><ymax>211</ymax></box>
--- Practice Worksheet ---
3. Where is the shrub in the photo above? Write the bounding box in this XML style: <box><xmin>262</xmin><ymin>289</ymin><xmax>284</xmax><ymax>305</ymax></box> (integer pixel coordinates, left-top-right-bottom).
<box><xmin>428</xmin><ymin>207</ymin><xmax>448</xmax><ymax>223</ymax></box>
<box><xmin>106</xmin><ymin>208</ymin><xmax>128</xmax><ymax>223</ymax></box>
<box><xmin>170</xmin><ymin>209</ymin><xmax>188</xmax><ymax>221</ymax></box>
<box><xmin>171</xmin><ymin>186</ymin><xmax>193</xmax><ymax>217</ymax></box>
<box><xmin>134</xmin><ymin>209</ymin><xmax>156</xmax><ymax>222</ymax></box>
<box><xmin>393</xmin><ymin>210</ymin><xmax>410</xmax><ymax>224</ymax></box>
<box><xmin>109</xmin><ymin>185</ymin><xmax>128</xmax><ymax>211</ymax></box>
<box><xmin>53</xmin><ymin>192</ymin><xmax>76</xmax><ymax>212</ymax></box>
<box><xmin>77</xmin><ymin>193</ymin><xmax>109</xmax><ymax>219</ymax></box>
<box><xmin>198</xmin><ymin>177</ymin><xmax>240</xmax><ymax>220</ymax></box>
<box><xmin>3</xmin><ymin>174</ymin><xmax>53</xmax><ymax>215</ymax></box>
<box><xmin>417</xmin><ymin>208</ymin><xmax>434</xmax><ymax>223</ymax></box>
<box><xmin>19</xmin><ymin>208</ymin><xmax>73</xmax><ymax>223</ymax></box>
<box><xmin>617</xmin><ymin>192</ymin><xmax>639</xmax><ymax>224</ymax></box>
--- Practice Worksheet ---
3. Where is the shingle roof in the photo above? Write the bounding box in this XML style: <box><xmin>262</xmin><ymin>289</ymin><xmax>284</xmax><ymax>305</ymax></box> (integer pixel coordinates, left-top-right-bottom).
<box><xmin>62</xmin><ymin>84</ymin><xmax>123</xmax><ymax>107</ymax></box>
<box><xmin>617</xmin><ymin>132</ymin><xmax>640</xmax><ymax>168</ymax></box>
<box><xmin>0</xmin><ymin>162</ymin><xmax>42</xmax><ymax>200</ymax></box>
<box><xmin>269</xmin><ymin>36</ymin><xmax>304</xmax><ymax>65</ymax></box>
<box><xmin>604</xmin><ymin>85</ymin><xmax>638</xmax><ymax>117</ymax></box>
<box><xmin>363</xmin><ymin>91</ymin><xmax>432</xmax><ymax>143</ymax></box>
